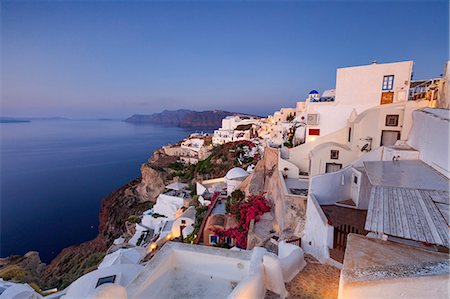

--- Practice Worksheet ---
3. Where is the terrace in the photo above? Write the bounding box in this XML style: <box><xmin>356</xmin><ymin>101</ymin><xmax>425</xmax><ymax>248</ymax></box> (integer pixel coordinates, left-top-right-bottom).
<box><xmin>126</xmin><ymin>242</ymin><xmax>254</xmax><ymax>299</ymax></box>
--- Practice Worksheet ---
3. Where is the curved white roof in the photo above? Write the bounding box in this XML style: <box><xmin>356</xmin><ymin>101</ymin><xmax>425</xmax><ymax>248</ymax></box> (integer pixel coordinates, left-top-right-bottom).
<box><xmin>0</xmin><ymin>282</ymin><xmax>41</xmax><ymax>299</ymax></box>
<box><xmin>225</xmin><ymin>167</ymin><xmax>249</xmax><ymax>180</ymax></box>
<box><xmin>321</xmin><ymin>89</ymin><xmax>335</xmax><ymax>97</ymax></box>
<box><xmin>62</xmin><ymin>264</ymin><xmax>143</xmax><ymax>299</ymax></box>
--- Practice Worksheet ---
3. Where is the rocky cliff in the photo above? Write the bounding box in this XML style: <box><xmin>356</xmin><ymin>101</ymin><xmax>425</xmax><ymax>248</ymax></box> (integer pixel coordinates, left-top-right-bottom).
<box><xmin>35</xmin><ymin>165</ymin><xmax>168</xmax><ymax>289</ymax></box>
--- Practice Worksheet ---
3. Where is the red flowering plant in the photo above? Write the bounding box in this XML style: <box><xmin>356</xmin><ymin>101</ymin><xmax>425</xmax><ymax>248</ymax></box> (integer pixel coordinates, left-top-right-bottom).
<box><xmin>215</xmin><ymin>193</ymin><xmax>271</xmax><ymax>249</ymax></box>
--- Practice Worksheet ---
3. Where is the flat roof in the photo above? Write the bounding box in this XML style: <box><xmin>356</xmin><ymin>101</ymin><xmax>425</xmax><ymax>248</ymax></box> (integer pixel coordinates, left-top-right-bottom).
<box><xmin>365</xmin><ymin>186</ymin><xmax>449</xmax><ymax>247</ymax></box>
<box><xmin>363</xmin><ymin>160</ymin><xmax>449</xmax><ymax>191</ymax></box>
<box><xmin>342</xmin><ymin>234</ymin><xmax>449</xmax><ymax>282</ymax></box>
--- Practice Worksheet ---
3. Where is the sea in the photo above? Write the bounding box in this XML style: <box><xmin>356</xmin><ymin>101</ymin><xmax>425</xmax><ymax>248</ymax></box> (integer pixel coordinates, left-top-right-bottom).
<box><xmin>0</xmin><ymin>120</ymin><xmax>193</xmax><ymax>263</ymax></box>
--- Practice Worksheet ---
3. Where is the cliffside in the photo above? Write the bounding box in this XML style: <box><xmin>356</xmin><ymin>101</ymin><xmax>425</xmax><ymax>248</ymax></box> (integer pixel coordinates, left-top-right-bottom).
<box><xmin>38</xmin><ymin>164</ymin><xmax>168</xmax><ymax>289</ymax></box>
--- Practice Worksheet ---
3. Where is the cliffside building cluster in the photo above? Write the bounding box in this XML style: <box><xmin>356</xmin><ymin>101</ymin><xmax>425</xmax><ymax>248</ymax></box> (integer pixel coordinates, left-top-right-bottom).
<box><xmin>6</xmin><ymin>60</ymin><xmax>449</xmax><ymax>299</ymax></box>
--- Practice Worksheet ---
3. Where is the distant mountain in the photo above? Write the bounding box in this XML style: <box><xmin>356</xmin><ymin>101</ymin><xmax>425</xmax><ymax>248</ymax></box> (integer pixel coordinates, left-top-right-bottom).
<box><xmin>28</xmin><ymin>117</ymin><xmax>68</xmax><ymax>121</ymax></box>
<box><xmin>125</xmin><ymin>109</ymin><xmax>257</xmax><ymax>129</ymax></box>
<box><xmin>0</xmin><ymin>117</ymin><xmax>31</xmax><ymax>123</ymax></box>
<box><xmin>125</xmin><ymin>109</ymin><xmax>192</xmax><ymax>126</ymax></box>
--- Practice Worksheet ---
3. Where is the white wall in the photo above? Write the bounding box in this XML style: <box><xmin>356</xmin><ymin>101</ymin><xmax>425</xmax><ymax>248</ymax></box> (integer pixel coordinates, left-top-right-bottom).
<box><xmin>407</xmin><ymin>109</ymin><xmax>450</xmax><ymax>178</ymax></box>
<box><xmin>287</xmin><ymin>128</ymin><xmax>348</xmax><ymax>174</ymax></box>
<box><xmin>309</xmin><ymin>166</ymin><xmax>352</xmax><ymax>205</ymax></box>
<box><xmin>335</xmin><ymin>61</ymin><xmax>413</xmax><ymax>107</ymax></box>
<box><xmin>309</xmin><ymin>143</ymin><xmax>357</xmax><ymax>177</ymax></box>
<box><xmin>301</xmin><ymin>193</ymin><xmax>333</xmax><ymax>263</ymax></box>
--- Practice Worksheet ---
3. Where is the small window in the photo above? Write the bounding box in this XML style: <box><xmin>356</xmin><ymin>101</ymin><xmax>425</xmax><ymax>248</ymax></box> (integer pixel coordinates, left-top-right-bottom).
<box><xmin>309</xmin><ymin>129</ymin><xmax>320</xmax><ymax>136</ymax></box>
<box><xmin>382</xmin><ymin>75</ymin><xmax>395</xmax><ymax>91</ymax></box>
<box><xmin>330</xmin><ymin>150</ymin><xmax>339</xmax><ymax>160</ymax></box>
<box><xmin>209</xmin><ymin>235</ymin><xmax>218</xmax><ymax>244</ymax></box>
<box><xmin>385</xmin><ymin>114</ymin><xmax>399</xmax><ymax>127</ymax></box>
<box><xmin>96</xmin><ymin>275</ymin><xmax>116</xmax><ymax>288</ymax></box>
<box><xmin>348</xmin><ymin>127</ymin><xmax>352</xmax><ymax>142</ymax></box>
<box><xmin>181</xmin><ymin>219</ymin><xmax>186</xmax><ymax>225</ymax></box>
<box><xmin>353</xmin><ymin>175</ymin><xmax>358</xmax><ymax>184</ymax></box>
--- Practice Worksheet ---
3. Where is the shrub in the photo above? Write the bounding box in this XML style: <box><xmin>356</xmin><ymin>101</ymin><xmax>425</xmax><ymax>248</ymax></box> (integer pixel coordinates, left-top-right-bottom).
<box><xmin>0</xmin><ymin>266</ymin><xmax>27</xmax><ymax>281</ymax></box>
<box><xmin>189</xmin><ymin>195</ymin><xmax>200</xmax><ymax>207</ymax></box>
<box><xmin>127</xmin><ymin>215</ymin><xmax>141</xmax><ymax>224</ymax></box>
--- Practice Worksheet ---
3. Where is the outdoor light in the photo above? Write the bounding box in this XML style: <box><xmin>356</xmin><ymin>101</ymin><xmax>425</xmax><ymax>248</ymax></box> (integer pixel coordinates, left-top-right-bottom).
<box><xmin>150</xmin><ymin>243</ymin><xmax>157</xmax><ymax>251</ymax></box>
<box><xmin>166</xmin><ymin>233</ymin><xmax>172</xmax><ymax>240</ymax></box>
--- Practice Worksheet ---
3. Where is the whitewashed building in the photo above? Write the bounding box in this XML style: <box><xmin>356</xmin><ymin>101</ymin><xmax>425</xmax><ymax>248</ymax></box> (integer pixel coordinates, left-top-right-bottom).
<box><xmin>301</xmin><ymin>108</ymin><xmax>449</xmax><ymax>299</ymax></box>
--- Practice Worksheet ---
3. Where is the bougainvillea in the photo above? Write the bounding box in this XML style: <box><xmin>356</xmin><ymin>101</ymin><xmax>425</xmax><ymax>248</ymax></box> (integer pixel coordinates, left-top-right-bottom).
<box><xmin>215</xmin><ymin>193</ymin><xmax>271</xmax><ymax>249</ymax></box>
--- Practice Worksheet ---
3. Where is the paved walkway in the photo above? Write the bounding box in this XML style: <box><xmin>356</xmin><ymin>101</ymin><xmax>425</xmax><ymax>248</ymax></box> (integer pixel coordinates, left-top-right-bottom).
<box><xmin>266</xmin><ymin>255</ymin><xmax>340</xmax><ymax>299</ymax></box>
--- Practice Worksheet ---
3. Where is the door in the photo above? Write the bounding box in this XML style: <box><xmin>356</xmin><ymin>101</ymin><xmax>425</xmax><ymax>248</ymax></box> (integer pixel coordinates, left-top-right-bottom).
<box><xmin>325</xmin><ymin>163</ymin><xmax>342</xmax><ymax>173</ymax></box>
<box><xmin>381</xmin><ymin>130</ymin><xmax>401</xmax><ymax>146</ymax></box>
<box><xmin>351</xmin><ymin>170</ymin><xmax>361</xmax><ymax>206</ymax></box>
<box><xmin>380</xmin><ymin>91</ymin><xmax>394</xmax><ymax>105</ymax></box>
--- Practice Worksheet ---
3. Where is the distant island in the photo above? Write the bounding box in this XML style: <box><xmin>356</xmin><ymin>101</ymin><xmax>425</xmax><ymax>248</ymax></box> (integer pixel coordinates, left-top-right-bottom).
<box><xmin>0</xmin><ymin>116</ymin><xmax>69</xmax><ymax>123</ymax></box>
<box><xmin>0</xmin><ymin>117</ymin><xmax>31</xmax><ymax>123</ymax></box>
<box><xmin>125</xmin><ymin>109</ymin><xmax>258</xmax><ymax>129</ymax></box>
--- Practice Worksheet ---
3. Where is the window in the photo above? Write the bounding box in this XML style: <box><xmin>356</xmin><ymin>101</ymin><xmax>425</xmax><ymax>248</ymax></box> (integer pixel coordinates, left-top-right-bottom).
<box><xmin>330</xmin><ymin>150</ymin><xmax>339</xmax><ymax>160</ymax></box>
<box><xmin>96</xmin><ymin>275</ymin><xmax>116</xmax><ymax>288</ymax></box>
<box><xmin>385</xmin><ymin>114</ymin><xmax>399</xmax><ymax>127</ymax></box>
<box><xmin>353</xmin><ymin>175</ymin><xmax>358</xmax><ymax>184</ymax></box>
<box><xmin>348</xmin><ymin>127</ymin><xmax>352</xmax><ymax>142</ymax></box>
<box><xmin>309</xmin><ymin>129</ymin><xmax>320</xmax><ymax>136</ymax></box>
<box><xmin>209</xmin><ymin>235</ymin><xmax>218</xmax><ymax>244</ymax></box>
<box><xmin>181</xmin><ymin>219</ymin><xmax>186</xmax><ymax>225</ymax></box>
<box><xmin>382</xmin><ymin>75</ymin><xmax>395</xmax><ymax>91</ymax></box>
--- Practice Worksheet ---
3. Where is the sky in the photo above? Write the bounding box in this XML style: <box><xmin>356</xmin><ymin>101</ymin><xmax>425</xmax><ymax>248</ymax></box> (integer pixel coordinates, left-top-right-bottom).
<box><xmin>1</xmin><ymin>0</ymin><xmax>449</xmax><ymax>119</ymax></box>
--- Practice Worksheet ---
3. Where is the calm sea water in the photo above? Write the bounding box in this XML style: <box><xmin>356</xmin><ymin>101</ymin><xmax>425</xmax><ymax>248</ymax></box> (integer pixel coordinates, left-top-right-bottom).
<box><xmin>0</xmin><ymin>120</ymin><xmax>192</xmax><ymax>263</ymax></box>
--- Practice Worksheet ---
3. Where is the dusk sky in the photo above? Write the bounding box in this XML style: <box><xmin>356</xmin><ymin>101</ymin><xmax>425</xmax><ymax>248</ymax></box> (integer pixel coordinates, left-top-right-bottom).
<box><xmin>1</xmin><ymin>0</ymin><xmax>449</xmax><ymax>119</ymax></box>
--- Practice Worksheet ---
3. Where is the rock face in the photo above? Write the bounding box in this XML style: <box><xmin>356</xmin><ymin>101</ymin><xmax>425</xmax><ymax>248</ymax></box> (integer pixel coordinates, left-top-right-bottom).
<box><xmin>0</xmin><ymin>251</ymin><xmax>46</xmax><ymax>286</ymax></box>
<box><xmin>239</xmin><ymin>147</ymin><xmax>306</xmax><ymax>247</ymax></box>
<box><xmin>137</xmin><ymin>163</ymin><xmax>168</xmax><ymax>202</ymax></box>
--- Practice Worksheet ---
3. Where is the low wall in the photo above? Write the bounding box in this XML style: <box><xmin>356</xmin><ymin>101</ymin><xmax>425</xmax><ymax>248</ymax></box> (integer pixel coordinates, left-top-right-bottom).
<box><xmin>309</xmin><ymin>166</ymin><xmax>352</xmax><ymax>205</ymax></box>
<box><xmin>338</xmin><ymin>274</ymin><xmax>449</xmax><ymax>299</ymax></box>
<box><xmin>301</xmin><ymin>193</ymin><xmax>333</xmax><ymax>262</ymax></box>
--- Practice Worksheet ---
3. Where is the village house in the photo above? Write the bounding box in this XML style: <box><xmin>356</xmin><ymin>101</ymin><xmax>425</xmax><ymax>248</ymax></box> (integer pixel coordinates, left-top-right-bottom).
<box><xmin>212</xmin><ymin>115</ymin><xmax>261</xmax><ymax>145</ymax></box>
<box><xmin>301</xmin><ymin>108</ymin><xmax>449</xmax><ymax>298</ymax></box>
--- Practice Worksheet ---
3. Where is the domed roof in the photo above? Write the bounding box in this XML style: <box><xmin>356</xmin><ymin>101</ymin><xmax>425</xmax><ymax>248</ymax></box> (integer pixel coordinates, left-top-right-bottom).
<box><xmin>309</xmin><ymin>90</ymin><xmax>319</xmax><ymax>95</ymax></box>
<box><xmin>225</xmin><ymin>167</ymin><xmax>249</xmax><ymax>180</ymax></box>
<box><xmin>321</xmin><ymin>89</ymin><xmax>335</xmax><ymax>97</ymax></box>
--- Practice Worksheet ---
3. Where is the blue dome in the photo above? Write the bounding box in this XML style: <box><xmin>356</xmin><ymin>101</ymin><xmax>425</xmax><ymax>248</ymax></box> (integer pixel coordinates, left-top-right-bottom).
<box><xmin>309</xmin><ymin>90</ymin><xmax>319</xmax><ymax>95</ymax></box>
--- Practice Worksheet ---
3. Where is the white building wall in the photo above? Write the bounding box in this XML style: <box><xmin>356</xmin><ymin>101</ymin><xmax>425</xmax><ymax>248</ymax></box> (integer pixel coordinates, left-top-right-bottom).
<box><xmin>335</xmin><ymin>61</ymin><xmax>413</xmax><ymax>107</ymax></box>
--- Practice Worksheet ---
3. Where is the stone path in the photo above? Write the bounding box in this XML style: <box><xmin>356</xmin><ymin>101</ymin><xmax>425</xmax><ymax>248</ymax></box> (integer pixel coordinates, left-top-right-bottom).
<box><xmin>266</xmin><ymin>255</ymin><xmax>340</xmax><ymax>299</ymax></box>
